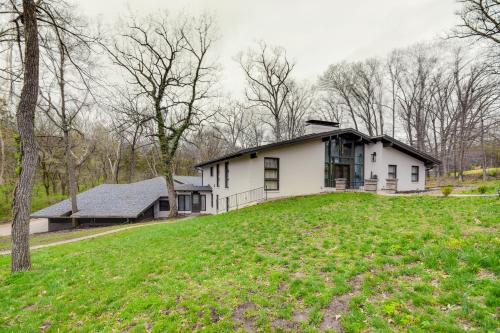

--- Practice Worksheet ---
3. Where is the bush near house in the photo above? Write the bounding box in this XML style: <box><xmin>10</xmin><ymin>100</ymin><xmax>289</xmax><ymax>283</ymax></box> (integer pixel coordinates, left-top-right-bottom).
<box><xmin>0</xmin><ymin>184</ymin><xmax>66</xmax><ymax>223</ymax></box>
<box><xmin>0</xmin><ymin>193</ymin><xmax>498</xmax><ymax>332</ymax></box>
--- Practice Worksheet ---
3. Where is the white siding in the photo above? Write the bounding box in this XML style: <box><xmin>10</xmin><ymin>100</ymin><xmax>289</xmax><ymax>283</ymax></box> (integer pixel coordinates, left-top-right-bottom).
<box><xmin>202</xmin><ymin>139</ymin><xmax>325</xmax><ymax>212</ymax></box>
<box><xmin>202</xmin><ymin>138</ymin><xmax>429</xmax><ymax>214</ymax></box>
<box><xmin>364</xmin><ymin>141</ymin><xmax>426</xmax><ymax>191</ymax></box>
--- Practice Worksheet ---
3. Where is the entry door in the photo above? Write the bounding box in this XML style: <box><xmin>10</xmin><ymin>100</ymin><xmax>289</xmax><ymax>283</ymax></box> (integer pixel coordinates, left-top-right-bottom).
<box><xmin>335</xmin><ymin>164</ymin><xmax>351</xmax><ymax>188</ymax></box>
<box><xmin>192</xmin><ymin>193</ymin><xmax>201</xmax><ymax>212</ymax></box>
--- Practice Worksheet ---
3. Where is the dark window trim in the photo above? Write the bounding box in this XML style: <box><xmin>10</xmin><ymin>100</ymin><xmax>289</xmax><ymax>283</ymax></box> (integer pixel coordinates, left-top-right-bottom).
<box><xmin>388</xmin><ymin>164</ymin><xmax>397</xmax><ymax>179</ymax></box>
<box><xmin>224</xmin><ymin>162</ymin><xmax>229</xmax><ymax>188</ymax></box>
<box><xmin>211</xmin><ymin>193</ymin><xmax>213</xmax><ymax>208</ymax></box>
<box><xmin>200</xmin><ymin>195</ymin><xmax>206</xmax><ymax>211</ymax></box>
<box><xmin>178</xmin><ymin>194</ymin><xmax>191</xmax><ymax>211</ymax></box>
<box><xmin>210</xmin><ymin>166</ymin><xmax>213</xmax><ymax>177</ymax></box>
<box><xmin>216</xmin><ymin>194</ymin><xmax>219</xmax><ymax>210</ymax></box>
<box><xmin>216</xmin><ymin>164</ymin><xmax>220</xmax><ymax>187</ymax></box>
<box><xmin>159</xmin><ymin>199</ymin><xmax>170</xmax><ymax>211</ymax></box>
<box><xmin>411</xmin><ymin>165</ymin><xmax>419</xmax><ymax>182</ymax></box>
<box><xmin>264</xmin><ymin>157</ymin><xmax>280</xmax><ymax>191</ymax></box>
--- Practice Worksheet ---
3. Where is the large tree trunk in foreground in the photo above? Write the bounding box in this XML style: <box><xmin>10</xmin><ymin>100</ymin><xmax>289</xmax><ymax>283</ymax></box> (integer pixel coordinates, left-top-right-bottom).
<box><xmin>11</xmin><ymin>0</ymin><xmax>39</xmax><ymax>272</ymax></box>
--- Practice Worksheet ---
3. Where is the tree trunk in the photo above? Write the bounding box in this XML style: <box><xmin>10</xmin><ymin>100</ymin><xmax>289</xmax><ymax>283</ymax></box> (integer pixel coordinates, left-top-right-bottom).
<box><xmin>480</xmin><ymin>113</ymin><xmax>488</xmax><ymax>181</ymax></box>
<box><xmin>11</xmin><ymin>0</ymin><xmax>39</xmax><ymax>272</ymax></box>
<box><xmin>0</xmin><ymin>123</ymin><xmax>5</xmax><ymax>185</ymax></box>
<box><xmin>165</xmin><ymin>161</ymin><xmax>178</xmax><ymax>218</ymax></box>
<box><xmin>58</xmin><ymin>42</ymin><xmax>79</xmax><ymax>228</ymax></box>
<box><xmin>63</xmin><ymin>129</ymin><xmax>79</xmax><ymax>227</ymax></box>
<box><xmin>128</xmin><ymin>146</ymin><xmax>136</xmax><ymax>183</ymax></box>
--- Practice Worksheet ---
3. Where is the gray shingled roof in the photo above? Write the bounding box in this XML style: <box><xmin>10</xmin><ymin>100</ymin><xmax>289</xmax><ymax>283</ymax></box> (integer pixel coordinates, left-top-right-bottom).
<box><xmin>174</xmin><ymin>175</ymin><xmax>203</xmax><ymax>186</ymax></box>
<box><xmin>31</xmin><ymin>176</ymin><xmax>210</xmax><ymax>219</ymax></box>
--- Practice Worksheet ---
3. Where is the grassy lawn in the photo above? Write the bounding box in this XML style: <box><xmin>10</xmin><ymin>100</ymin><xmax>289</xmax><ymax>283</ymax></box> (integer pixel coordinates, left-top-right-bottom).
<box><xmin>0</xmin><ymin>223</ymin><xmax>156</xmax><ymax>252</ymax></box>
<box><xmin>447</xmin><ymin>167</ymin><xmax>500</xmax><ymax>177</ymax></box>
<box><xmin>455</xmin><ymin>179</ymin><xmax>500</xmax><ymax>195</ymax></box>
<box><xmin>0</xmin><ymin>193</ymin><xmax>498</xmax><ymax>332</ymax></box>
<box><xmin>0</xmin><ymin>184</ymin><xmax>66</xmax><ymax>223</ymax></box>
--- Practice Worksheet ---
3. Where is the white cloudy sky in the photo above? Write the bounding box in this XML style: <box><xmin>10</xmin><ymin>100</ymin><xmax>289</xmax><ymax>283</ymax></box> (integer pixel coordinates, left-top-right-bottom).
<box><xmin>77</xmin><ymin>0</ymin><xmax>460</xmax><ymax>96</ymax></box>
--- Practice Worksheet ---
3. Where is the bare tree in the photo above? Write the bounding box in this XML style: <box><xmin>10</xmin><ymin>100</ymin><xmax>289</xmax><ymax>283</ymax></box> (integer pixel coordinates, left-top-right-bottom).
<box><xmin>38</xmin><ymin>34</ymin><xmax>92</xmax><ymax>226</ymax></box>
<box><xmin>283</xmin><ymin>80</ymin><xmax>314</xmax><ymax>139</ymax></box>
<box><xmin>393</xmin><ymin>44</ymin><xmax>438</xmax><ymax>150</ymax></box>
<box><xmin>239</xmin><ymin>42</ymin><xmax>294</xmax><ymax>141</ymax></box>
<box><xmin>110</xmin><ymin>90</ymin><xmax>148</xmax><ymax>183</ymax></box>
<box><xmin>5</xmin><ymin>0</ymin><xmax>39</xmax><ymax>272</ymax></box>
<box><xmin>318</xmin><ymin>62</ymin><xmax>359</xmax><ymax>130</ymax></box>
<box><xmin>455</xmin><ymin>0</ymin><xmax>500</xmax><ymax>45</ymax></box>
<box><xmin>452</xmin><ymin>50</ymin><xmax>498</xmax><ymax>181</ymax></box>
<box><xmin>350</xmin><ymin>59</ymin><xmax>385</xmax><ymax>136</ymax></box>
<box><xmin>213</xmin><ymin>99</ymin><xmax>251</xmax><ymax>151</ymax></box>
<box><xmin>104</xmin><ymin>13</ymin><xmax>217</xmax><ymax>216</ymax></box>
<box><xmin>312</xmin><ymin>91</ymin><xmax>345</xmax><ymax>124</ymax></box>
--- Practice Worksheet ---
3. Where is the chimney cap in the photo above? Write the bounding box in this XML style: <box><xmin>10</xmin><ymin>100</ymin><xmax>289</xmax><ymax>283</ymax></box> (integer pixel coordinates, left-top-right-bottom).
<box><xmin>305</xmin><ymin>119</ymin><xmax>339</xmax><ymax>127</ymax></box>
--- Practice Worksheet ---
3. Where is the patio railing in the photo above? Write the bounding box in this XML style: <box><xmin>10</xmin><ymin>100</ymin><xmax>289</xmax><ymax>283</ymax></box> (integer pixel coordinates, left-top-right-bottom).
<box><xmin>217</xmin><ymin>187</ymin><xmax>265</xmax><ymax>213</ymax></box>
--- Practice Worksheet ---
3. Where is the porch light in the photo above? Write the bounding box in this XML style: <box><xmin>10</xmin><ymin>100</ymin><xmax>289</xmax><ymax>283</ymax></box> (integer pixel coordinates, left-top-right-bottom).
<box><xmin>371</xmin><ymin>152</ymin><xmax>376</xmax><ymax>162</ymax></box>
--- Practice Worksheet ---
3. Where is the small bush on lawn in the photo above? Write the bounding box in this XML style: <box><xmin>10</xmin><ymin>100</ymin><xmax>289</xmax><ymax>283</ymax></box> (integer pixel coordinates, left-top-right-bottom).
<box><xmin>477</xmin><ymin>185</ymin><xmax>488</xmax><ymax>194</ymax></box>
<box><xmin>488</xmin><ymin>168</ymin><xmax>498</xmax><ymax>177</ymax></box>
<box><xmin>441</xmin><ymin>186</ymin><xmax>452</xmax><ymax>197</ymax></box>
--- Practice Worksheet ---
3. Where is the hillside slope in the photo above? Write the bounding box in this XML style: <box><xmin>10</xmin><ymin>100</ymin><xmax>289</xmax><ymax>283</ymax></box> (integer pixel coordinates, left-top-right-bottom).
<box><xmin>0</xmin><ymin>193</ymin><xmax>498</xmax><ymax>332</ymax></box>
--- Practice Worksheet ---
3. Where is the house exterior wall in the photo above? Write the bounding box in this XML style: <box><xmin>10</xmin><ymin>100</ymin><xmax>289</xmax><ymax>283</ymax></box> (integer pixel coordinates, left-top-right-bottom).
<box><xmin>364</xmin><ymin>141</ymin><xmax>426</xmax><ymax>191</ymax></box>
<box><xmin>154</xmin><ymin>191</ymin><xmax>211</xmax><ymax>217</ymax></box>
<box><xmin>202</xmin><ymin>139</ymin><xmax>325</xmax><ymax>213</ymax></box>
<box><xmin>201</xmin><ymin>138</ymin><xmax>428</xmax><ymax>214</ymax></box>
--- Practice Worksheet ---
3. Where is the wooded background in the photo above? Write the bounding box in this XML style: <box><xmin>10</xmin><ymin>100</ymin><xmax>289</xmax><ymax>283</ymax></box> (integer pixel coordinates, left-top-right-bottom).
<box><xmin>0</xmin><ymin>0</ymin><xmax>498</xmax><ymax>206</ymax></box>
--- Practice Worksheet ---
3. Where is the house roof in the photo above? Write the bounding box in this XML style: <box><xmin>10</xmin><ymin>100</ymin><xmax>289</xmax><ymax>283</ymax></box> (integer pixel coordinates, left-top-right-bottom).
<box><xmin>195</xmin><ymin>128</ymin><xmax>440</xmax><ymax>168</ymax></box>
<box><xmin>31</xmin><ymin>176</ymin><xmax>211</xmax><ymax>219</ymax></box>
<box><xmin>371</xmin><ymin>135</ymin><xmax>441</xmax><ymax>166</ymax></box>
<box><xmin>195</xmin><ymin>128</ymin><xmax>373</xmax><ymax>168</ymax></box>
<box><xmin>174</xmin><ymin>175</ymin><xmax>203</xmax><ymax>186</ymax></box>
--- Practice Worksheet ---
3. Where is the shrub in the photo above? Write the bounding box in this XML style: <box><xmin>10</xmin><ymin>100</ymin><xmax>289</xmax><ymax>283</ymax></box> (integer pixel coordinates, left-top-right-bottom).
<box><xmin>441</xmin><ymin>186</ymin><xmax>453</xmax><ymax>197</ymax></box>
<box><xmin>477</xmin><ymin>185</ymin><xmax>488</xmax><ymax>194</ymax></box>
<box><xmin>488</xmin><ymin>169</ymin><xmax>498</xmax><ymax>177</ymax></box>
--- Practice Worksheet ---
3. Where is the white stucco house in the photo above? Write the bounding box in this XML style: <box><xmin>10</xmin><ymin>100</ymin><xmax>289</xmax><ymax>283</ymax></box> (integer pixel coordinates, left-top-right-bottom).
<box><xmin>195</xmin><ymin>120</ymin><xmax>440</xmax><ymax>214</ymax></box>
<box><xmin>32</xmin><ymin>120</ymin><xmax>440</xmax><ymax>230</ymax></box>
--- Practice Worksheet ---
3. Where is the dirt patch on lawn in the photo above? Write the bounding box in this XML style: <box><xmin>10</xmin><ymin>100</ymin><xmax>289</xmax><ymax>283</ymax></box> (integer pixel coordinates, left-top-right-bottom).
<box><xmin>232</xmin><ymin>302</ymin><xmax>257</xmax><ymax>332</ymax></box>
<box><xmin>320</xmin><ymin>274</ymin><xmax>363</xmax><ymax>332</ymax></box>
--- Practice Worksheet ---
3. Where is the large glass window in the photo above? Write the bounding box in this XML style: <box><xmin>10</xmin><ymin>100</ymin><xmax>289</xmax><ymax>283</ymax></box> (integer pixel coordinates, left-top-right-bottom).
<box><xmin>178</xmin><ymin>195</ymin><xmax>191</xmax><ymax>211</ymax></box>
<box><xmin>264</xmin><ymin>157</ymin><xmax>279</xmax><ymax>190</ymax></box>
<box><xmin>325</xmin><ymin>137</ymin><xmax>364</xmax><ymax>189</ymax></box>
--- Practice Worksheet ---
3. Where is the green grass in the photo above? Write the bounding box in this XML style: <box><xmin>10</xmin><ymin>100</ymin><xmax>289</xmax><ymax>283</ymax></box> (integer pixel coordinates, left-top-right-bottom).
<box><xmin>0</xmin><ymin>184</ymin><xmax>66</xmax><ymax>223</ymax></box>
<box><xmin>448</xmin><ymin>167</ymin><xmax>500</xmax><ymax>177</ymax></box>
<box><xmin>456</xmin><ymin>179</ymin><xmax>500</xmax><ymax>195</ymax></box>
<box><xmin>0</xmin><ymin>193</ymin><xmax>498</xmax><ymax>332</ymax></box>
<box><xmin>0</xmin><ymin>224</ymin><xmax>152</xmax><ymax>252</ymax></box>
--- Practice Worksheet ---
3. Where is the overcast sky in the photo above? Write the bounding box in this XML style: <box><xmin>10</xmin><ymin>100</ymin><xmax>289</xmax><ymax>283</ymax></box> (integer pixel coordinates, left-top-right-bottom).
<box><xmin>77</xmin><ymin>0</ymin><xmax>460</xmax><ymax>96</ymax></box>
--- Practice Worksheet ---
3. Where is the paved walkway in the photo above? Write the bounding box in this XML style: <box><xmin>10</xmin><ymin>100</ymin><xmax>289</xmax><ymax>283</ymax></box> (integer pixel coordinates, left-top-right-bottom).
<box><xmin>0</xmin><ymin>218</ymin><xmax>48</xmax><ymax>236</ymax></box>
<box><xmin>0</xmin><ymin>217</ymin><xmax>192</xmax><ymax>256</ymax></box>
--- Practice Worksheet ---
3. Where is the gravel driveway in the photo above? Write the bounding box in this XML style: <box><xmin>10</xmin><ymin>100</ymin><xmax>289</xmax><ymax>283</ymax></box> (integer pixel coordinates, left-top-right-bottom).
<box><xmin>0</xmin><ymin>218</ymin><xmax>48</xmax><ymax>237</ymax></box>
